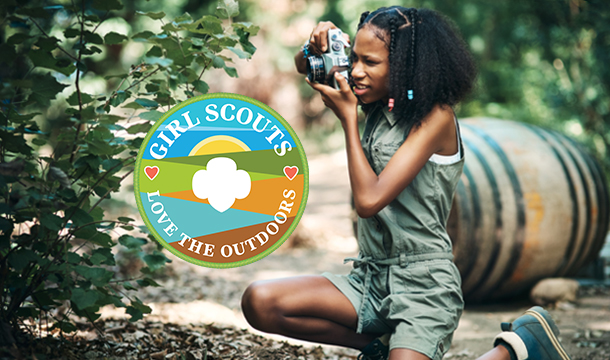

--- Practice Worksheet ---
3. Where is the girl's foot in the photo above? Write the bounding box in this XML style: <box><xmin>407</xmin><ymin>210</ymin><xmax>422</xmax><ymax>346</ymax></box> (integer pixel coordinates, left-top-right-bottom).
<box><xmin>358</xmin><ymin>334</ymin><xmax>390</xmax><ymax>360</ymax></box>
<box><xmin>493</xmin><ymin>306</ymin><xmax>572</xmax><ymax>360</ymax></box>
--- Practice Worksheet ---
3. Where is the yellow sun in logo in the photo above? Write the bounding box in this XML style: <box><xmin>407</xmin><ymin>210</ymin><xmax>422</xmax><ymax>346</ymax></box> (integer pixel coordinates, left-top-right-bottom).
<box><xmin>189</xmin><ymin>135</ymin><xmax>251</xmax><ymax>156</ymax></box>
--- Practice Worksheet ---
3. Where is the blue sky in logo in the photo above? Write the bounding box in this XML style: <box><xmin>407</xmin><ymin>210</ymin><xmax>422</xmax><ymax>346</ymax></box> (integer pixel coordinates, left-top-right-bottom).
<box><xmin>141</xmin><ymin>98</ymin><xmax>297</xmax><ymax>160</ymax></box>
<box><xmin>141</xmin><ymin>193</ymin><xmax>275</xmax><ymax>241</ymax></box>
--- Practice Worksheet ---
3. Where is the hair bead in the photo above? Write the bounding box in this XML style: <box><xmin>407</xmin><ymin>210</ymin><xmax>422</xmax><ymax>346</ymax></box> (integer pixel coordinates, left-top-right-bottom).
<box><xmin>388</xmin><ymin>98</ymin><xmax>395</xmax><ymax>111</ymax></box>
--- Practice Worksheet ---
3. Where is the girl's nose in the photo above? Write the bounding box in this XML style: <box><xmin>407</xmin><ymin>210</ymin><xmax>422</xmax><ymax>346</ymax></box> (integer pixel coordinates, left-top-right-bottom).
<box><xmin>351</xmin><ymin>62</ymin><xmax>365</xmax><ymax>80</ymax></box>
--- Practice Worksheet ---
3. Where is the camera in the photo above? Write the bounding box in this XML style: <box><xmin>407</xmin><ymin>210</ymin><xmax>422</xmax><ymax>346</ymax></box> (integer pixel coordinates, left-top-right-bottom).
<box><xmin>306</xmin><ymin>28</ymin><xmax>350</xmax><ymax>90</ymax></box>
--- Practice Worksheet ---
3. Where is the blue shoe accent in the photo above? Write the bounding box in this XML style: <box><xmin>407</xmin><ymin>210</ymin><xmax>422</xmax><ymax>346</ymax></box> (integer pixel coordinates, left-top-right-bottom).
<box><xmin>357</xmin><ymin>338</ymin><xmax>389</xmax><ymax>360</ymax></box>
<box><xmin>495</xmin><ymin>306</ymin><xmax>572</xmax><ymax>360</ymax></box>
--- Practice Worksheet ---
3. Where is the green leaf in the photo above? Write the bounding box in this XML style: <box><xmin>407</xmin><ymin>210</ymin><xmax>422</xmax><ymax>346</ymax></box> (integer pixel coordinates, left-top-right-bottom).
<box><xmin>109</xmin><ymin>90</ymin><xmax>131</xmax><ymax>107</ymax></box>
<box><xmin>8</xmin><ymin>248</ymin><xmax>39</xmax><ymax>271</ymax></box>
<box><xmin>173</xmin><ymin>13</ymin><xmax>193</xmax><ymax>25</ymax></box>
<box><xmin>123</xmin><ymin>281</ymin><xmax>137</xmax><ymax>291</ymax></box>
<box><xmin>161</xmin><ymin>23</ymin><xmax>181</xmax><ymax>32</ymax></box>
<box><xmin>193</xmin><ymin>80</ymin><xmax>209</xmax><ymax>94</ymax></box>
<box><xmin>118</xmin><ymin>216</ymin><xmax>135</xmax><ymax>222</ymax></box>
<box><xmin>119</xmin><ymin>235</ymin><xmax>147</xmax><ymax>249</ymax></box>
<box><xmin>29</xmin><ymin>49</ymin><xmax>76</xmax><ymax>77</ymax></box>
<box><xmin>122</xmin><ymin>101</ymin><xmax>144</xmax><ymax>109</ymax></box>
<box><xmin>64</xmin><ymin>28</ymin><xmax>80</xmax><ymax>38</ymax></box>
<box><xmin>29</xmin><ymin>74</ymin><xmax>68</xmax><ymax>106</ymax></box>
<box><xmin>223</xmin><ymin>65</ymin><xmax>238</xmax><ymax>78</ymax></box>
<box><xmin>66</xmin><ymin>252</ymin><xmax>82</xmax><ymax>265</ymax></box>
<box><xmin>132</xmin><ymin>31</ymin><xmax>155</xmax><ymax>40</ymax></box>
<box><xmin>135</xmin><ymin>98</ymin><xmax>159</xmax><ymax>108</ymax></box>
<box><xmin>40</xmin><ymin>213</ymin><xmax>63</xmax><ymax>231</ymax></box>
<box><xmin>145</xmin><ymin>56</ymin><xmax>172</xmax><ymax>67</ymax></box>
<box><xmin>7</xmin><ymin>33</ymin><xmax>31</xmax><ymax>45</ymax></box>
<box><xmin>101</xmin><ymin>159</ymin><xmax>122</xmax><ymax>172</ymax></box>
<box><xmin>104</xmin><ymin>32</ymin><xmax>128</xmax><ymax>45</ymax></box>
<box><xmin>70</xmin><ymin>288</ymin><xmax>100</xmax><ymax>310</ymax></box>
<box><xmin>90</xmin><ymin>248</ymin><xmax>115</xmax><ymax>265</ymax></box>
<box><xmin>126</xmin><ymin>123</ymin><xmax>152</xmax><ymax>134</ymax></box>
<box><xmin>212</xmin><ymin>55</ymin><xmax>225</xmax><ymax>69</ymax></box>
<box><xmin>216</xmin><ymin>0</ymin><xmax>239</xmax><ymax>19</ymax></box>
<box><xmin>75</xmin><ymin>265</ymin><xmax>114</xmax><ymax>287</ymax></box>
<box><xmin>66</xmin><ymin>91</ymin><xmax>94</xmax><ymax>106</ymax></box>
<box><xmin>88</xmin><ymin>231</ymin><xmax>113</xmax><ymax>248</ymax></box>
<box><xmin>138</xmin><ymin>110</ymin><xmax>164</xmax><ymax>121</ymax></box>
<box><xmin>70</xmin><ymin>208</ymin><xmax>94</xmax><ymax>227</ymax></box>
<box><xmin>136</xmin><ymin>11</ymin><xmax>166</xmax><ymax>20</ymax></box>
<box><xmin>227</xmin><ymin>46</ymin><xmax>250</xmax><ymax>59</ymax></box>
<box><xmin>92</xmin><ymin>0</ymin><xmax>123</xmax><ymax>11</ymax></box>
<box><xmin>142</xmin><ymin>251</ymin><xmax>171</xmax><ymax>272</ymax></box>
<box><xmin>126</xmin><ymin>297</ymin><xmax>151</xmax><ymax>321</ymax></box>
<box><xmin>186</xmin><ymin>16</ymin><xmax>223</xmax><ymax>35</ymax></box>
<box><xmin>137</xmin><ymin>277</ymin><xmax>161</xmax><ymax>287</ymax></box>
<box><xmin>83</xmin><ymin>31</ymin><xmax>104</xmax><ymax>45</ymax></box>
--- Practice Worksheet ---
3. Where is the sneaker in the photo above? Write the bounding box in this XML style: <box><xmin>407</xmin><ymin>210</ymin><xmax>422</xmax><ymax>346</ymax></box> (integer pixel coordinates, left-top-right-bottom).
<box><xmin>357</xmin><ymin>334</ymin><xmax>390</xmax><ymax>360</ymax></box>
<box><xmin>493</xmin><ymin>306</ymin><xmax>571</xmax><ymax>360</ymax></box>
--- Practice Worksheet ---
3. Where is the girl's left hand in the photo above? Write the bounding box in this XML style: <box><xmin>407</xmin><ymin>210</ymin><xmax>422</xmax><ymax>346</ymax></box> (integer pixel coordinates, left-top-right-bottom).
<box><xmin>307</xmin><ymin>72</ymin><xmax>358</xmax><ymax>127</ymax></box>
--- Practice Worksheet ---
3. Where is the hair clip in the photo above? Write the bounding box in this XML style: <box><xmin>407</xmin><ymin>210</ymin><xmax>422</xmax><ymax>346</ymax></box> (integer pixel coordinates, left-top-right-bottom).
<box><xmin>408</xmin><ymin>89</ymin><xmax>414</xmax><ymax>100</ymax></box>
<box><xmin>388</xmin><ymin>98</ymin><xmax>395</xmax><ymax>111</ymax></box>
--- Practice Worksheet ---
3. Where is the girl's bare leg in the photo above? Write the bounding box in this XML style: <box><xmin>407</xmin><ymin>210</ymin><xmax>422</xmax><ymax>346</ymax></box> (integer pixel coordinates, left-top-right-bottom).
<box><xmin>241</xmin><ymin>275</ymin><xmax>380</xmax><ymax>349</ymax></box>
<box><xmin>386</xmin><ymin>344</ymin><xmax>510</xmax><ymax>360</ymax></box>
<box><xmin>476</xmin><ymin>345</ymin><xmax>511</xmax><ymax>360</ymax></box>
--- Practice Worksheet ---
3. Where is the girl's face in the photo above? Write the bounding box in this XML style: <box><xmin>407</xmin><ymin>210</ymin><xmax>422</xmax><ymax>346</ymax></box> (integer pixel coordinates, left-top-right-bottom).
<box><xmin>350</xmin><ymin>25</ymin><xmax>390</xmax><ymax>105</ymax></box>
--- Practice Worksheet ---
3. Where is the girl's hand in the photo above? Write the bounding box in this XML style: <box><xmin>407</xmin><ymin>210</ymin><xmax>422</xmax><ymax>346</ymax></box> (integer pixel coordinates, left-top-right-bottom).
<box><xmin>307</xmin><ymin>72</ymin><xmax>358</xmax><ymax>126</ymax></box>
<box><xmin>295</xmin><ymin>21</ymin><xmax>350</xmax><ymax>75</ymax></box>
<box><xmin>308</xmin><ymin>21</ymin><xmax>350</xmax><ymax>54</ymax></box>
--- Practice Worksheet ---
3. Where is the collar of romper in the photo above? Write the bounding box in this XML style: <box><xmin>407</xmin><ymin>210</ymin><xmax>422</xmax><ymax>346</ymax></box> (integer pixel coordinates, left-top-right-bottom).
<box><xmin>380</xmin><ymin>103</ymin><xmax>398</xmax><ymax>127</ymax></box>
<box><xmin>370</xmin><ymin>101</ymin><xmax>398</xmax><ymax>128</ymax></box>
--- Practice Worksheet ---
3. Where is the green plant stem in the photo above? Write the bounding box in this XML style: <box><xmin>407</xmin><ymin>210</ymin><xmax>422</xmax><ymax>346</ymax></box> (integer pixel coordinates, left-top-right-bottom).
<box><xmin>69</xmin><ymin>1</ymin><xmax>86</xmax><ymax>164</ymax></box>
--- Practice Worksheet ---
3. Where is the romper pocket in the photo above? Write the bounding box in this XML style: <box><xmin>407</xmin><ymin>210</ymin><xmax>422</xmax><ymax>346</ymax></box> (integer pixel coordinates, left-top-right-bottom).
<box><xmin>372</xmin><ymin>143</ymin><xmax>401</xmax><ymax>173</ymax></box>
<box><xmin>389</xmin><ymin>261</ymin><xmax>462</xmax><ymax>295</ymax></box>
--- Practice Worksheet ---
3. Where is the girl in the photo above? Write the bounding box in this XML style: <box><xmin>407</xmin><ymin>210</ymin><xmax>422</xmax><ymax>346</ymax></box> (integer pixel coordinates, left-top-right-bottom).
<box><xmin>241</xmin><ymin>6</ymin><xmax>571</xmax><ymax>360</ymax></box>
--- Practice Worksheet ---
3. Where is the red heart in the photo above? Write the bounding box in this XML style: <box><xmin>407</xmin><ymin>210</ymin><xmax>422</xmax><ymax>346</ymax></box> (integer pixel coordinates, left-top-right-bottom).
<box><xmin>145</xmin><ymin>166</ymin><xmax>159</xmax><ymax>181</ymax></box>
<box><xmin>283</xmin><ymin>166</ymin><xmax>298</xmax><ymax>181</ymax></box>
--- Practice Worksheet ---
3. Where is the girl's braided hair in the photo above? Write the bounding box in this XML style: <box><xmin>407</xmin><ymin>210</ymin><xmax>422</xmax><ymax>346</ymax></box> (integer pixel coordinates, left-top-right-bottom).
<box><xmin>353</xmin><ymin>7</ymin><xmax>477</xmax><ymax>131</ymax></box>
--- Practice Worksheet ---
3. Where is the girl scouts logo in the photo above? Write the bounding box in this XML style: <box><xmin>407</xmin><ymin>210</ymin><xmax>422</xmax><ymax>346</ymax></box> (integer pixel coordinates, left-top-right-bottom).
<box><xmin>134</xmin><ymin>93</ymin><xmax>309</xmax><ymax>268</ymax></box>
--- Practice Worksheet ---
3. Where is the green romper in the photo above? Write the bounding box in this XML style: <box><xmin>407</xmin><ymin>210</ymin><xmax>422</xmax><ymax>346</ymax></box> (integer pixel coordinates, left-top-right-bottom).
<box><xmin>322</xmin><ymin>103</ymin><xmax>465</xmax><ymax>360</ymax></box>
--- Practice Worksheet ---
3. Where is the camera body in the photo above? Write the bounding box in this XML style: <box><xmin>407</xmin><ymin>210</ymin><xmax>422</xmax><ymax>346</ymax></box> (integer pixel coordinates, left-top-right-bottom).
<box><xmin>306</xmin><ymin>28</ymin><xmax>350</xmax><ymax>90</ymax></box>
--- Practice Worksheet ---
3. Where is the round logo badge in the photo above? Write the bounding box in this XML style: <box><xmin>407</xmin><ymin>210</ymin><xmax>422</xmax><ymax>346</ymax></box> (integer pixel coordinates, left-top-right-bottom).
<box><xmin>134</xmin><ymin>93</ymin><xmax>309</xmax><ymax>268</ymax></box>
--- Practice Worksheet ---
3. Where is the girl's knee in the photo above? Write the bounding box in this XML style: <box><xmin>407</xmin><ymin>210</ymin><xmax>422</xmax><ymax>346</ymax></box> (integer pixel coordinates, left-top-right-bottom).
<box><xmin>241</xmin><ymin>281</ymin><xmax>280</xmax><ymax>331</ymax></box>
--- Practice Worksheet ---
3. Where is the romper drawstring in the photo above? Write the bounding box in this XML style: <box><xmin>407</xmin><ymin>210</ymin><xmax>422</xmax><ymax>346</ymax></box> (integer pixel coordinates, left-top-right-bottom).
<box><xmin>344</xmin><ymin>251</ymin><xmax>455</xmax><ymax>333</ymax></box>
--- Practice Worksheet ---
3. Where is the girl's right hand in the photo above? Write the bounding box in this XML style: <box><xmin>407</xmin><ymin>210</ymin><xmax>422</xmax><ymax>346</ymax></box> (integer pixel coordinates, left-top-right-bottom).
<box><xmin>294</xmin><ymin>21</ymin><xmax>350</xmax><ymax>75</ymax></box>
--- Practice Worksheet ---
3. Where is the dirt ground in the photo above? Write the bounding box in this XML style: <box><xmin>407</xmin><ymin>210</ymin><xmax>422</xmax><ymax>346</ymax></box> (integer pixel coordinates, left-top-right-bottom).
<box><xmin>95</xmin><ymin>148</ymin><xmax>610</xmax><ymax>360</ymax></box>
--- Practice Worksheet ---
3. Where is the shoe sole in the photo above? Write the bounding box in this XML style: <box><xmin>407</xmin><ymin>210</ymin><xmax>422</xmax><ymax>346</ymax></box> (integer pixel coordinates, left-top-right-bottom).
<box><xmin>524</xmin><ymin>307</ymin><xmax>571</xmax><ymax>360</ymax></box>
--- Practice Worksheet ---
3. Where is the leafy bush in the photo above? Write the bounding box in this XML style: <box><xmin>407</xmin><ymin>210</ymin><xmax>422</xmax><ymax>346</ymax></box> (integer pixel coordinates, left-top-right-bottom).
<box><xmin>0</xmin><ymin>0</ymin><xmax>258</xmax><ymax>344</ymax></box>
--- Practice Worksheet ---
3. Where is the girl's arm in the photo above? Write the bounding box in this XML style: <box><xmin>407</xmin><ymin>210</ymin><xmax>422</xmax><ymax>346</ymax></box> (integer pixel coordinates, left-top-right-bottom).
<box><xmin>309</xmin><ymin>73</ymin><xmax>454</xmax><ymax>218</ymax></box>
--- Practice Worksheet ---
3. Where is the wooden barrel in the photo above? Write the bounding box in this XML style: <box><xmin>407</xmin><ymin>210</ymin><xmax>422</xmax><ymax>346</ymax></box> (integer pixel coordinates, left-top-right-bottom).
<box><xmin>449</xmin><ymin>118</ymin><xmax>610</xmax><ymax>302</ymax></box>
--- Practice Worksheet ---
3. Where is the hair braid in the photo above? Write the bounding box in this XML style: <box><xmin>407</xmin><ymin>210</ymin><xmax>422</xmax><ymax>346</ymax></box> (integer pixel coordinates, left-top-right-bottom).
<box><xmin>408</xmin><ymin>9</ymin><xmax>417</xmax><ymax>100</ymax></box>
<box><xmin>358</xmin><ymin>11</ymin><xmax>370</xmax><ymax>28</ymax></box>
<box><xmin>388</xmin><ymin>15</ymin><xmax>397</xmax><ymax>111</ymax></box>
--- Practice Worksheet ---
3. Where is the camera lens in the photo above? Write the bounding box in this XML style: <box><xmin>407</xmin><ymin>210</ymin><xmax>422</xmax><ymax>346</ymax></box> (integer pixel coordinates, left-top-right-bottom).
<box><xmin>306</xmin><ymin>56</ymin><xmax>325</xmax><ymax>83</ymax></box>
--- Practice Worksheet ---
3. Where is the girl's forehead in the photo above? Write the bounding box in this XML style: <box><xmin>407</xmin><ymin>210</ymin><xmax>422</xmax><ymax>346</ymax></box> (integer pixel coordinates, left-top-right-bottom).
<box><xmin>354</xmin><ymin>26</ymin><xmax>389</xmax><ymax>52</ymax></box>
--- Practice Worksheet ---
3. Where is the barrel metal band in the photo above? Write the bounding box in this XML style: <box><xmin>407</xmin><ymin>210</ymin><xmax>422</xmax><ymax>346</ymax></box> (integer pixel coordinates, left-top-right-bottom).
<box><xmin>343</xmin><ymin>251</ymin><xmax>454</xmax><ymax>333</ymax></box>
